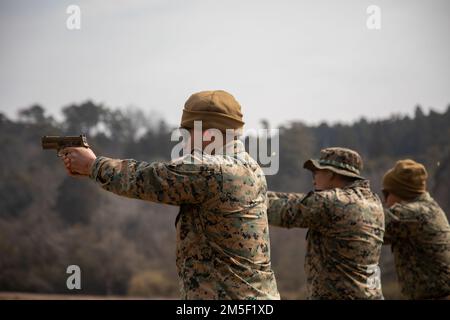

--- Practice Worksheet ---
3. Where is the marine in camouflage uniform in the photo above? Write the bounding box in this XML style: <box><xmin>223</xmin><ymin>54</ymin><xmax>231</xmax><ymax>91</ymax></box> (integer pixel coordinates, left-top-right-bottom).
<box><xmin>267</xmin><ymin>148</ymin><xmax>385</xmax><ymax>299</ymax></box>
<box><xmin>86</xmin><ymin>90</ymin><xmax>280</xmax><ymax>299</ymax></box>
<box><xmin>382</xmin><ymin>159</ymin><xmax>450</xmax><ymax>299</ymax></box>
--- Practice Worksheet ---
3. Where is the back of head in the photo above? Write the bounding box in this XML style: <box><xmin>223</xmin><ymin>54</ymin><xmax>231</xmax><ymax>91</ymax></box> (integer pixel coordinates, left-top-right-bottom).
<box><xmin>180</xmin><ymin>90</ymin><xmax>245</xmax><ymax>133</ymax></box>
<box><xmin>382</xmin><ymin>159</ymin><xmax>428</xmax><ymax>200</ymax></box>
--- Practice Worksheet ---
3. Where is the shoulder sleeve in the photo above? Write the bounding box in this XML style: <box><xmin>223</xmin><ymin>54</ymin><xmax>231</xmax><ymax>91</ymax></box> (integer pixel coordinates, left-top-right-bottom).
<box><xmin>89</xmin><ymin>155</ymin><xmax>221</xmax><ymax>206</ymax></box>
<box><xmin>267</xmin><ymin>190</ymin><xmax>332</xmax><ymax>229</ymax></box>
<box><xmin>267</xmin><ymin>191</ymin><xmax>306</xmax><ymax>228</ymax></box>
<box><xmin>384</xmin><ymin>204</ymin><xmax>420</xmax><ymax>242</ymax></box>
<box><xmin>297</xmin><ymin>190</ymin><xmax>333</xmax><ymax>230</ymax></box>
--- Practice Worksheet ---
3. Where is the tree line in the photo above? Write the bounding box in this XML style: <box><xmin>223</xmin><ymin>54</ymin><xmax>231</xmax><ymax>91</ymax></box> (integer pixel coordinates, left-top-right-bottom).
<box><xmin>0</xmin><ymin>101</ymin><xmax>448</xmax><ymax>298</ymax></box>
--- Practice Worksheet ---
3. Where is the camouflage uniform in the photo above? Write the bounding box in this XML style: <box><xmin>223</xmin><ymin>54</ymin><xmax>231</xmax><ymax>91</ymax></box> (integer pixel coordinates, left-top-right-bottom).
<box><xmin>268</xmin><ymin>148</ymin><xmax>385</xmax><ymax>299</ymax></box>
<box><xmin>89</xmin><ymin>139</ymin><xmax>280</xmax><ymax>300</ymax></box>
<box><xmin>384</xmin><ymin>192</ymin><xmax>450</xmax><ymax>299</ymax></box>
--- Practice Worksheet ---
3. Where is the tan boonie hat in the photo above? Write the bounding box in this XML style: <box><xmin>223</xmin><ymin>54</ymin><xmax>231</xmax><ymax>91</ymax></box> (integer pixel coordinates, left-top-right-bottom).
<box><xmin>303</xmin><ymin>147</ymin><xmax>364</xmax><ymax>179</ymax></box>
<box><xmin>382</xmin><ymin>159</ymin><xmax>428</xmax><ymax>200</ymax></box>
<box><xmin>180</xmin><ymin>90</ymin><xmax>245</xmax><ymax>132</ymax></box>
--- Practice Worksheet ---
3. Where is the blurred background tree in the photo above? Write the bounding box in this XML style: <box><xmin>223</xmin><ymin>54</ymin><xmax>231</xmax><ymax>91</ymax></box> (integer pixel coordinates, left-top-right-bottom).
<box><xmin>0</xmin><ymin>102</ymin><xmax>448</xmax><ymax>299</ymax></box>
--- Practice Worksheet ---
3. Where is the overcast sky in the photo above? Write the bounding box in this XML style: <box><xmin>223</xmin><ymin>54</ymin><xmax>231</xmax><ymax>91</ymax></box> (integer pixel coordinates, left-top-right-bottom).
<box><xmin>1</xmin><ymin>0</ymin><xmax>449</xmax><ymax>129</ymax></box>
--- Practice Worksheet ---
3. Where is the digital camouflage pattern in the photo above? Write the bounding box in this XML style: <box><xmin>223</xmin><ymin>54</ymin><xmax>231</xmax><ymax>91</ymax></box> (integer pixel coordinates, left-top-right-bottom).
<box><xmin>89</xmin><ymin>139</ymin><xmax>280</xmax><ymax>300</ymax></box>
<box><xmin>267</xmin><ymin>179</ymin><xmax>385</xmax><ymax>299</ymax></box>
<box><xmin>384</xmin><ymin>192</ymin><xmax>450</xmax><ymax>299</ymax></box>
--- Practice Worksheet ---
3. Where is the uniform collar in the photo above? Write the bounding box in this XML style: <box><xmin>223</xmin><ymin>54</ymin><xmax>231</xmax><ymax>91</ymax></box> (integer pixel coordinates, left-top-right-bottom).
<box><xmin>215</xmin><ymin>139</ymin><xmax>246</xmax><ymax>155</ymax></box>
<box><xmin>192</xmin><ymin>139</ymin><xmax>246</xmax><ymax>156</ymax></box>
<box><xmin>344</xmin><ymin>179</ymin><xmax>370</xmax><ymax>189</ymax></box>
<box><xmin>409</xmin><ymin>192</ymin><xmax>431</xmax><ymax>202</ymax></box>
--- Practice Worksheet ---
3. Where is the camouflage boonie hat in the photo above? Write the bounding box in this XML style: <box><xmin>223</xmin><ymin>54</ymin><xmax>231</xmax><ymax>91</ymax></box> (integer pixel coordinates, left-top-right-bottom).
<box><xmin>303</xmin><ymin>147</ymin><xmax>364</xmax><ymax>179</ymax></box>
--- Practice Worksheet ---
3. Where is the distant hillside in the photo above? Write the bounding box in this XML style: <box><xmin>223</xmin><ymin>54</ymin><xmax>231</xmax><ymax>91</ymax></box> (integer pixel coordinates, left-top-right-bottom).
<box><xmin>0</xmin><ymin>102</ymin><xmax>448</xmax><ymax>299</ymax></box>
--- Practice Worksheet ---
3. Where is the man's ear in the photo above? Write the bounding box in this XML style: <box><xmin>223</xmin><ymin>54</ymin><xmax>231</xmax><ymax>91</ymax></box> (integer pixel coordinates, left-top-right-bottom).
<box><xmin>202</xmin><ymin>130</ymin><xmax>212</xmax><ymax>140</ymax></box>
<box><xmin>326</xmin><ymin>170</ymin><xmax>336</xmax><ymax>180</ymax></box>
<box><xmin>202</xmin><ymin>129</ymin><xmax>224</xmax><ymax>143</ymax></box>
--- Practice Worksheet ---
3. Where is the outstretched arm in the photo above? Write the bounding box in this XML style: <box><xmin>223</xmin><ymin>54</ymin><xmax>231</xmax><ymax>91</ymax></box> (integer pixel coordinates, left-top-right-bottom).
<box><xmin>267</xmin><ymin>191</ymin><xmax>306</xmax><ymax>228</ymax></box>
<box><xmin>61</xmin><ymin>147</ymin><xmax>219</xmax><ymax>206</ymax></box>
<box><xmin>267</xmin><ymin>191</ymin><xmax>331</xmax><ymax>230</ymax></box>
<box><xmin>383</xmin><ymin>206</ymin><xmax>418</xmax><ymax>245</ymax></box>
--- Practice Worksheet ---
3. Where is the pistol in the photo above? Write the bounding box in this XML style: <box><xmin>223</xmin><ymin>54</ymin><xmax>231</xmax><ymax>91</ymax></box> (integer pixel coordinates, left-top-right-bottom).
<box><xmin>42</xmin><ymin>134</ymin><xmax>90</xmax><ymax>157</ymax></box>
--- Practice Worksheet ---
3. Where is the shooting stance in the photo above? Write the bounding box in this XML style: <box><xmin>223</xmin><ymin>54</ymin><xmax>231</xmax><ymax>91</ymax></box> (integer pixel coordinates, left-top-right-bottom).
<box><xmin>55</xmin><ymin>90</ymin><xmax>280</xmax><ymax>300</ymax></box>
<box><xmin>267</xmin><ymin>148</ymin><xmax>385</xmax><ymax>299</ymax></box>
<box><xmin>382</xmin><ymin>159</ymin><xmax>450</xmax><ymax>299</ymax></box>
